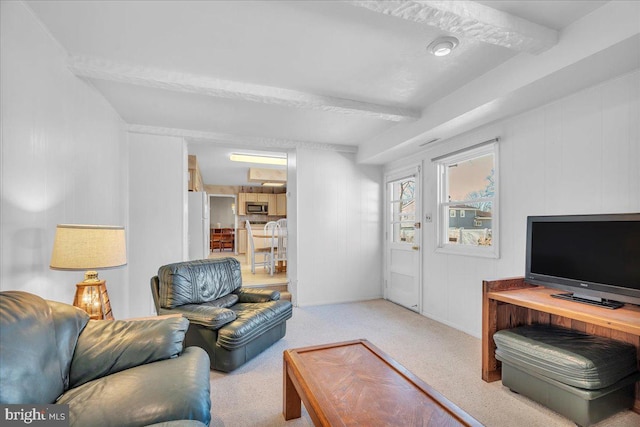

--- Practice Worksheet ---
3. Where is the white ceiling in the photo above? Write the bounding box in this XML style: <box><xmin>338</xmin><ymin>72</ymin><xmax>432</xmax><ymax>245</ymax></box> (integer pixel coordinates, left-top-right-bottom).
<box><xmin>25</xmin><ymin>0</ymin><xmax>638</xmax><ymax>185</ymax></box>
<box><xmin>189</xmin><ymin>143</ymin><xmax>287</xmax><ymax>186</ymax></box>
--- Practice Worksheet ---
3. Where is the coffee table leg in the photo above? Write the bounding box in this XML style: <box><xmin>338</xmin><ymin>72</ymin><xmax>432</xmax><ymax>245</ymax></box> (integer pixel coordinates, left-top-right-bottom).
<box><xmin>283</xmin><ymin>358</ymin><xmax>302</xmax><ymax>420</ymax></box>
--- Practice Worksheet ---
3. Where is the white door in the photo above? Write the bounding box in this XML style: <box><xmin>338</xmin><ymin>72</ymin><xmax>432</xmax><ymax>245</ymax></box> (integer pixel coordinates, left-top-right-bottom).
<box><xmin>385</xmin><ymin>167</ymin><xmax>421</xmax><ymax>312</ymax></box>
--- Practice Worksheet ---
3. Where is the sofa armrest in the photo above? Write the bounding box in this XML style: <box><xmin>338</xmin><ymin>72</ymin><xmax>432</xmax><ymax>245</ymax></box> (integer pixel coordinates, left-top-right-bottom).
<box><xmin>60</xmin><ymin>347</ymin><xmax>211</xmax><ymax>427</ymax></box>
<box><xmin>234</xmin><ymin>287</ymin><xmax>280</xmax><ymax>303</ymax></box>
<box><xmin>127</xmin><ymin>313</ymin><xmax>184</xmax><ymax>321</ymax></box>
<box><xmin>69</xmin><ymin>316</ymin><xmax>188</xmax><ymax>389</ymax></box>
<box><xmin>162</xmin><ymin>304</ymin><xmax>236</xmax><ymax>329</ymax></box>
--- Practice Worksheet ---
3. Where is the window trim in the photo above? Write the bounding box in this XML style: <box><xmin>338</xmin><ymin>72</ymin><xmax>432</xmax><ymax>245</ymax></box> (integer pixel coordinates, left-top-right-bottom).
<box><xmin>386</xmin><ymin>169</ymin><xmax>418</xmax><ymax>246</ymax></box>
<box><xmin>435</xmin><ymin>142</ymin><xmax>499</xmax><ymax>258</ymax></box>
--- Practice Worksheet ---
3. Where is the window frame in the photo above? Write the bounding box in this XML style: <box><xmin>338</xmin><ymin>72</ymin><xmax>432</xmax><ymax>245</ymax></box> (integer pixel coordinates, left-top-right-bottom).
<box><xmin>435</xmin><ymin>142</ymin><xmax>499</xmax><ymax>258</ymax></box>
<box><xmin>386</xmin><ymin>170</ymin><xmax>418</xmax><ymax>245</ymax></box>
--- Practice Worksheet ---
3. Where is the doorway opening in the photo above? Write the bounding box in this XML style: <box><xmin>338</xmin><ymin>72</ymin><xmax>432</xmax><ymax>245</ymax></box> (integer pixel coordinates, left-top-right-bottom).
<box><xmin>384</xmin><ymin>165</ymin><xmax>422</xmax><ymax>312</ymax></box>
<box><xmin>189</xmin><ymin>143</ymin><xmax>293</xmax><ymax>300</ymax></box>
<box><xmin>209</xmin><ymin>194</ymin><xmax>237</xmax><ymax>253</ymax></box>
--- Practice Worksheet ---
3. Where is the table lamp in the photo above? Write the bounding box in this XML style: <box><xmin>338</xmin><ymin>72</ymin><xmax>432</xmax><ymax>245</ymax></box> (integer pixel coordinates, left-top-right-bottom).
<box><xmin>50</xmin><ymin>224</ymin><xmax>126</xmax><ymax>320</ymax></box>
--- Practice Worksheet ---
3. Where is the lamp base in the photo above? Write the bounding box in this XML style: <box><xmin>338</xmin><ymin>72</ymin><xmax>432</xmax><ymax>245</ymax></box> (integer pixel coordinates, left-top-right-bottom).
<box><xmin>73</xmin><ymin>280</ymin><xmax>114</xmax><ymax>320</ymax></box>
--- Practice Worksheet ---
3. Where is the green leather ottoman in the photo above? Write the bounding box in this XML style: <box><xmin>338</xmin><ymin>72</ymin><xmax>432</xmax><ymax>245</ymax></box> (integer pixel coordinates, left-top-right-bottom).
<box><xmin>494</xmin><ymin>324</ymin><xmax>639</xmax><ymax>427</ymax></box>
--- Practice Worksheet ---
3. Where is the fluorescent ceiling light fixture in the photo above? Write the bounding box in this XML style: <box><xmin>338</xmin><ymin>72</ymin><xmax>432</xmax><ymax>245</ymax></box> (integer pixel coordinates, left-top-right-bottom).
<box><xmin>262</xmin><ymin>182</ymin><xmax>285</xmax><ymax>187</ymax></box>
<box><xmin>230</xmin><ymin>153</ymin><xmax>286</xmax><ymax>166</ymax></box>
<box><xmin>428</xmin><ymin>36</ymin><xmax>459</xmax><ymax>57</ymax></box>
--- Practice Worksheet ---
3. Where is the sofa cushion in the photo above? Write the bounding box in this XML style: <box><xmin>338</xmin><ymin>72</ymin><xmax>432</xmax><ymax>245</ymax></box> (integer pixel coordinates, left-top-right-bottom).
<box><xmin>47</xmin><ymin>300</ymin><xmax>91</xmax><ymax>390</ymax></box>
<box><xmin>59</xmin><ymin>347</ymin><xmax>211</xmax><ymax>427</ymax></box>
<box><xmin>199</xmin><ymin>293</ymin><xmax>239</xmax><ymax>308</ymax></box>
<box><xmin>70</xmin><ymin>316</ymin><xmax>189</xmax><ymax>388</ymax></box>
<box><xmin>0</xmin><ymin>291</ymin><xmax>70</xmax><ymax>404</ymax></box>
<box><xmin>158</xmin><ymin>258</ymin><xmax>242</xmax><ymax>308</ymax></box>
<box><xmin>161</xmin><ymin>304</ymin><xmax>237</xmax><ymax>329</ymax></box>
<box><xmin>217</xmin><ymin>300</ymin><xmax>293</xmax><ymax>350</ymax></box>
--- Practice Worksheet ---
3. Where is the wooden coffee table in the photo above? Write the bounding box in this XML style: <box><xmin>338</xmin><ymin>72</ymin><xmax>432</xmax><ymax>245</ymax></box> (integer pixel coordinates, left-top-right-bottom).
<box><xmin>283</xmin><ymin>339</ymin><xmax>482</xmax><ymax>426</ymax></box>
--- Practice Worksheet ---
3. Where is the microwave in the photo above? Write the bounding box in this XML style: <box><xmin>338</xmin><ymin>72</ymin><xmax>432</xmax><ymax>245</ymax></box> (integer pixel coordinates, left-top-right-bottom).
<box><xmin>246</xmin><ymin>202</ymin><xmax>268</xmax><ymax>214</ymax></box>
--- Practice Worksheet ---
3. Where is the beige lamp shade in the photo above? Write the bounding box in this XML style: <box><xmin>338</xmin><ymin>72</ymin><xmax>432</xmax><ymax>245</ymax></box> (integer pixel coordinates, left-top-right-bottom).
<box><xmin>50</xmin><ymin>224</ymin><xmax>127</xmax><ymax>270</ymax></box>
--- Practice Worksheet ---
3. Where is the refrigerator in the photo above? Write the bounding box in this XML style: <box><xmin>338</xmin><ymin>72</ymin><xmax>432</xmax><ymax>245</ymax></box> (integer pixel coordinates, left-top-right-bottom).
<box><xmin>188</xmin><ymin>192</ymin><xmax>210</xmax><ymax>260</ymax></box>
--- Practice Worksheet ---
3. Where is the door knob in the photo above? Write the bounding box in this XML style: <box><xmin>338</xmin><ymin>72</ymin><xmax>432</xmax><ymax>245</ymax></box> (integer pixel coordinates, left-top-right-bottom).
<box><xmin>412</xmin><ymin>245</ymin><xmax>420</xmax><ymax>250</ymax></box>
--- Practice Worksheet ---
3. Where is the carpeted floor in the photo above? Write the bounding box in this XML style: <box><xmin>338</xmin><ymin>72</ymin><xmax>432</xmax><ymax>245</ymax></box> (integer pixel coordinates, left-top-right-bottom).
<box><xmin>207</xmin><ymin>299</ymin><xmax>640</xmax><ymax>426</ymax></box>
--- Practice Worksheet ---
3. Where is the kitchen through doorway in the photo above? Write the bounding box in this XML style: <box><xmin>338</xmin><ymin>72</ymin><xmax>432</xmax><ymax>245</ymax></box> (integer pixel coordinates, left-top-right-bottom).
<box><xmin>209</xmin><ymin>194</ymin><xmax>237</xmax><ymax>253</ymax></box>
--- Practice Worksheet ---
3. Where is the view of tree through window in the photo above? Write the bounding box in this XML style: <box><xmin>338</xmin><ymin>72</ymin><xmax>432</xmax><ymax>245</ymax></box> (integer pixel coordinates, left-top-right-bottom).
<box><xmin>389</xmin><ymin>177</ymin><xmax>416</xmax><ymax>243</ymax></box>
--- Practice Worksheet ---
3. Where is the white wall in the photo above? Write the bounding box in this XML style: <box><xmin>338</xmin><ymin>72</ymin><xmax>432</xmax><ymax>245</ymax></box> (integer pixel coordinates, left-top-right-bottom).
<box><xmin>386</xmin><ymin>70</ymin><xmax>640</xmax><ymax>338</ymax></box>
<box><xmin>128</xmin><ymin>133</ymin><xmax>188</xmax><ymax>318</ymax></box>
<box><xmin>0</xmin><ymin>2</ymin><xmax>129</xmax><ymax>314</ymax></box>
<box><xmin>296</xmin><ymin>149</ymin><xmax>383</xmax><ymax>305</ymax></box>
<box><xmin>284</xmin><ymin>149</ymin><xmax>299</xmax><ymax>303</ymax></box>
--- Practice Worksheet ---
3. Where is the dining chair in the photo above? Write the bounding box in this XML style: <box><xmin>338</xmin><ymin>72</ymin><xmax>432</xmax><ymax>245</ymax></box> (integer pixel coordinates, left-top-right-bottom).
<box><xmin>263</xmin><ymin>221</ymin><xmax>278</xmax><ymax>275</ymax></box>
<box><xmin>246</xmin><ymin>221</ymin><xmax>272</xmax><ymax>274</ymax></box>
<box><xmin>264</xmin><ymin>221</ymin><xmax>277</xmax><ymax>242</ymax></box>
<box><xmin>275</xmin><ymin>219</ymin><xmax>287</xmax><ymax>273</ymax></box>
<box><xmin>219</xmin><ymin>228</ymin><xmax>234</xmax><ymax>252</ymax></box>
<box><xmin>210</xmin><ymin>228</ymin><xmax>220</xmax><ymax>252</ymax></box>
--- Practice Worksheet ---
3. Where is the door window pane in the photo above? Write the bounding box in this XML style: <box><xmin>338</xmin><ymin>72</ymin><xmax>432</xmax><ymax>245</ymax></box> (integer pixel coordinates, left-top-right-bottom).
<box><xmin>389</xmin><ymin>177</ymin><xmax>415</xmax><ymax>243</ymax></box>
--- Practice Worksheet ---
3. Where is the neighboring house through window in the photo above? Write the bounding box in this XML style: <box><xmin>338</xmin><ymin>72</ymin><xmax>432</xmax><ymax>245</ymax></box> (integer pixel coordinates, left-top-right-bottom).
<box><xmin>435</xmin><ymin>141</ymin><xmax>499</xmax><ymax>258</ymax></box>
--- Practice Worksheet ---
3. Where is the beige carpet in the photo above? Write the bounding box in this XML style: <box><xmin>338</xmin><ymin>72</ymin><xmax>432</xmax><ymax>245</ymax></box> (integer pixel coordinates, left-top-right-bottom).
<box><xmin>207</xmin><ymin>299</ymin><xmax>640</xmax><ymax>427</ymax></box>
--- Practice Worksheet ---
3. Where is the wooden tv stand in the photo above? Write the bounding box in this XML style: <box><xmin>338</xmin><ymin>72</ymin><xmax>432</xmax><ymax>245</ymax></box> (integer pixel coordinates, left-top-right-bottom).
<box><xmin>482</xmin><ymin>277</ymin><xmax>640</xmax><ymax>413</ymax></box>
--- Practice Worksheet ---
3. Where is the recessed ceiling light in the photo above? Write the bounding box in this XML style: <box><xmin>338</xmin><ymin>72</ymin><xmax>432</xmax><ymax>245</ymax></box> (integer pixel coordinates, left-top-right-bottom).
<box><xmin>427</xmin><ymin>36</ymin><xmax>459</xmax><ymax>57</ymax></box>
<box><xmin>229</xmin><ymin>153</ymin><xmax>286</xmax><ymax>166</ymax></box>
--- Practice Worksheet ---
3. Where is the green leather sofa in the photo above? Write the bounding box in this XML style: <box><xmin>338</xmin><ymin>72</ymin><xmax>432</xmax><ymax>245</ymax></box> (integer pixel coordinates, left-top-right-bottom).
<box><xmin>0</xmin><ymin>291</ymin><xmax>211</xmax><ymax>427</ymax></box>
<box><xmin>151</xmin><ymin>257</ymin><xmax>293</xmax><ymax>372</ymax></box>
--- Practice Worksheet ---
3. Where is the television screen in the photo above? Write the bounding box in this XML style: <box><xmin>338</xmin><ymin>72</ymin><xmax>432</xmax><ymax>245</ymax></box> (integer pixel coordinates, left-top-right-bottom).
<box><xmin>526</xmin><ymin>213</ymin><xmax>640</xmax><ymax>307</ymax></box>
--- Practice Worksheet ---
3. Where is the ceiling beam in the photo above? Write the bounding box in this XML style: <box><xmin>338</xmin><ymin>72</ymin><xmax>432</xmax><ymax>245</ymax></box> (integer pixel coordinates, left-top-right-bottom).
<box><xmin>126</xmin><ymin>124</ymin><xmax>359</xmax><ymax>153</ymax></box>
<box><xmin>69</xmin><ymin>56</ymin><xmax>419</xmax><ymax>122</ymax></box>
<box><xmin>350</xmin><ymin>0</ymin><xmax>558</xmax><ymax>54</ymax></box>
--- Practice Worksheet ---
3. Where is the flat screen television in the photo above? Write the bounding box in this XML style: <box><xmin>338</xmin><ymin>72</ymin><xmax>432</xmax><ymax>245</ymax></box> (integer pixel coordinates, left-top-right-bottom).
<box><xmin>525</xmin><ymin>213</ymin><xmax>640</xmax><ymax>309</ymax></box>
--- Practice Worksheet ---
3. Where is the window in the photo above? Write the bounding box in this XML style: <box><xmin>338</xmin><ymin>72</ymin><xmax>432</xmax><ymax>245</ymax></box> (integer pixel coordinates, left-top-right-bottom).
<box><xmin>436</xmin><ymin>142</ymin><xmax>498</xmax><ymax>258</ymax></box>
<box><xmin>388</xmin><ymin>176</ymin><xmax>416</xmax><ymax>243</ymax></box>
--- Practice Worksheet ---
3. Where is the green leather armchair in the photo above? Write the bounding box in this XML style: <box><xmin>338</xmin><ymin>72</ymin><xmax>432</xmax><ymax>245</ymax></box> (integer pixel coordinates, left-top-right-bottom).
<box><xmin>0</xmin><ymin>291</ymin><xmax>211</xmax><ymax>427</ymax></box>
<box><xmin>151</xmin><ymin>257</ymin><xmax>293</xmax><ymax>372</ymax></box>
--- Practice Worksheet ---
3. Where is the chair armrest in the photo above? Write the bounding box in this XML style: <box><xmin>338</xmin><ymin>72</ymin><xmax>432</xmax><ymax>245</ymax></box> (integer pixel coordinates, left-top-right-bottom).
<box><xmin>69</xmin><ymin>316</ymin><xmax>189</xmax><ymax>389</ymax></box>
<box><xmin>161</xmin><ymin>304</ymin><xmax>236</xmax><ymax>329</ymax></box>
<box><xmin>60</xmin><ymin>347</ymin><xmax>211</xmax><ymax>427</ymax></box>
<box><xmin>234</xmin><ymin>287</ymin><xmax>281</xmax><ymax>303</ymax></box>
<box><xmin>124</xmin><ymin>313</ymin><xmax>184</xmax><ymax>321</ymax></box>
